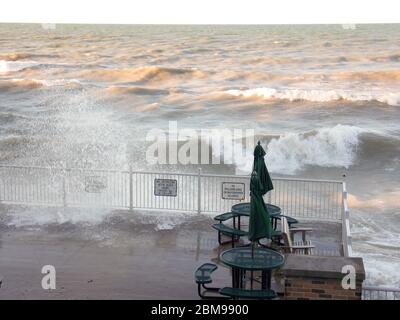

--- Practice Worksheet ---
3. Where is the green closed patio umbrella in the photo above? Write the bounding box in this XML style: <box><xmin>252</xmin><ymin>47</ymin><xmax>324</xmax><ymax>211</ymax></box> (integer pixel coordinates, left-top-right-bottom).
<box><xmin>248</xmin><ymin>171</ymin><xmax>273</xmax><ymax>242</ymax></box>
<box><xmin>252</xmin><ymin>141</ymin><xmax>273</xmax><ymax>196</ymax></box>
<box><xmin>248</xmin><ymin>142</ymin><xmax>274</xmax><ymax>246</ymax></box>
<box><xmin>247</xmin><ymin>142</ymin><xmax>274</xmax><ymax>283</ymax></box>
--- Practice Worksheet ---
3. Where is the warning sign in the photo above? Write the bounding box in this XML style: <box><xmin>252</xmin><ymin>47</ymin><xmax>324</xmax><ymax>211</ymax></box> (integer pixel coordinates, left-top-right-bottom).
<box><xmin>85</xmin><ymin>176</ymin><xmax>107</xmax><ymax>193</ymax></box>
<box><xmin>154</xmin><ymin>179</ymin><xmax>177</xmax><ymax>197</ymax></box>
<box><xmin>222</xmin><ymin>182</ymin><xmax>245</xmax><ymax>200</ymax></box>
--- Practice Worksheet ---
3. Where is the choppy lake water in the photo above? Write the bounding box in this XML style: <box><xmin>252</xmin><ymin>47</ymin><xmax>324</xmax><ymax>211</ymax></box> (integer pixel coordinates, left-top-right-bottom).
<box><xmin>0</xmin><ymin>24</ymin><xmax>399</xmax><ymax>286</ymax></box>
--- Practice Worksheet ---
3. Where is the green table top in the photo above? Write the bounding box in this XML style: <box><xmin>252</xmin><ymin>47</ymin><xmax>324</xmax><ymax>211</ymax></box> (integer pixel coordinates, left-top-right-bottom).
<box><xmin>220</xmin><ymin>247</ymin><xmax>284</xmax><ymax>271</ymax></box>
<box><xmin>231</xmin><ymin>202</ymin><xmax>281</xmax><ymax>217</ymax></box>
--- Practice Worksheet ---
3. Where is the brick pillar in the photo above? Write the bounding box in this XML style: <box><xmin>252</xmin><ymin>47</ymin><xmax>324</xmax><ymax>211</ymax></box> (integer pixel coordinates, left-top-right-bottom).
<box><xmin>282</xmin><ymin>255</ymin><xmax>365</xmax><ymax>300</ymax></box>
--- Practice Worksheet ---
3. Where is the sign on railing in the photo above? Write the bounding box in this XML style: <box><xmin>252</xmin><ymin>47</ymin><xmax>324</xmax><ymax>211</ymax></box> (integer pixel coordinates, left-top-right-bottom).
<box><xmin>154</xmin><ymin>178</ymin><xmax>178</xmax><ymax>197</ymax></box>
<box><xmin>221</xmin><ymin>182</ymin><xmax>245</xmax><ymax>200</ymax></box>
<box><xmin>85</xmin><ymin>176</ymin><xmax>107</xmax><ymax>193</ymax></box>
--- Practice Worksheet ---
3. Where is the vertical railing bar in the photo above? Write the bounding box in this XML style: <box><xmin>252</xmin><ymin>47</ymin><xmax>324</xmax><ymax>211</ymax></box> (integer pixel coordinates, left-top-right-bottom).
<box><xmin>178</xmin><ymin>175</ymin><xmax>181</xmax><ymax>210</ymax></box>
<box><xmin>321</xmin><ymin>182</ymin><xmax>324</xmax><ymax>219</ymax></box>
<box><xmin>294</xmin><ymin>180</ymin><xmax>297</xmax><ymax>217</ymax></box>
<box><xmin>149</xmin><ymin>173</ymin><xmax>152</xmax><ymax>209</ymax></box>
<box><xmin>145</xmin><ymin>173</ymin><xmax>148</xmax><ymax>208</ymax></box>
<box><xmin>137</xmin><ymin>173</ymin><xmax>143</xmax><ymax>208</ymax></box>
<box><xmin>325</xmin><ymin>182</ymin><xmax>329</xmax><ymax>219</ymax></box>
<box><xmin>331</xmin><ymin>182</ymin><xmax>334</xmax><ymax>220</ymax></box>
<box><xmin>288</xmin><ymin>180</ymin><xmax>291</xmax><ymax>216</ymax></box>
<box><xmin>134</xmin><ymin>172</ymin><xmax>138</xmax><ymax>208</ymax></box>
<box><xmin>139</xmin><ymin>173</ymin><xmax>142</xmax><ymax>208</ymax></box>
<box><xmin>20</xmin><ymin>168</ymin><xmax>22</xmax><ymax>202</ymax></box>
<box><xmin>153</xmin><ymin>173</ymin><xmax>156</xmax><ymax>209</ymax></box>
<box><xmin>38</xmin><ymin>170</ymin><xmax>41</xmax><ymax>203</ymax></box>
<box><xmin>161</xmin><ymin>173</ymin><xmax>164</xmax><ymax>210</ymax></box>
<box><xmin>320</xmin><ymin>182</ymin><xmax>323</xmax><ymax>219</ymax></box>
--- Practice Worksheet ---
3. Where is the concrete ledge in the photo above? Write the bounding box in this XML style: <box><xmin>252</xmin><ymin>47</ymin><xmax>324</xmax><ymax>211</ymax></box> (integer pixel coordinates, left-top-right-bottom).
<box><xmin>282</xmin><ymin>255</ymin><xmax>365</xmax><ymax>281</ymax></box>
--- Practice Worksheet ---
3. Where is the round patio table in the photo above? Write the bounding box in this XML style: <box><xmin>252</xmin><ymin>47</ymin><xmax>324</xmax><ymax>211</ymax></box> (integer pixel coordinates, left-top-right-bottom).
<box><xmin>220</xmin><ymin>247</ymin><xmax>284</xmax><ymax>290</ymax></box>
<box><xmin>231</xmin><ymin>202</ymin><xmax>281</xmax><ymax>217</ymax></box>
<box><xmin>231</xmin><ymin>202</ymin><xmax>282</xmax><ymax>230</ymax></box>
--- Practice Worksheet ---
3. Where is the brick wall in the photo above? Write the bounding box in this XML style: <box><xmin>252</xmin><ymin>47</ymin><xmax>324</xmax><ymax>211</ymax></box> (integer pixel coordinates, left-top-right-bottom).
<box><xmin>281</xmin><ymin>255</ymin><xmax>365</xmax><ymax>300</ymax></box>
<box><xmin>284</xmin><ymin>277</ymin><xmax>363</xmax><ymax>300</ymax></box>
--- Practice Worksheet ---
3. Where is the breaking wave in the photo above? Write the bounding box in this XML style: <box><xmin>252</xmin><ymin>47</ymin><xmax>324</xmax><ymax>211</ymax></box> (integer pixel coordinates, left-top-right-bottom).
<box><xmin>106</xmin><ymin>85</ymin><xmax>169</xmax><ymax>96</ymax></box>
<box><xmin>79</xmin><ymin>66</ymin><xmax>207</xmax><ymax>83</ymax></box>
<box><xmin>0</xmin><ymin>60</ymin><xmax>42</xmax><ymax>73</ymax></box>
<box><xmin>0</xmin><ymin>135</ymin><xmax>31</xmax><ymax>148</ymax></box>
<box><xmin>0</xmin><ymin>53</ymin><xmax>58</xmax><ymax>61</ymax></box>
<box><xmin>228</xmin><ymin>125</ymin><xmax>373</xmax><ymax>175</ymax></box>
<box><xmin>220</xmin><ymin>69</ymin><xmax>400</xmax><ymax>86</ymax></box>
<box><xmin>0</xmin><ymin>78</ymin><xmax>81</xmax><ymax>91</ymax></box>
<box><xmin>226</xmin><ymin>87</ymin><xmax>400</xmax><ymax>106</ymax></box>
<box><xmin>0</xmin><ymin>53</ymin><xmax>32</xmax><ymax>61</ymax></box>
<box><xmin>0</xmin><ymin>112</ymin><xmax>30</xmax><ymax>123</ymax></box>
<box><xmin>211</xmin><ymin>125</ymin><xmax>372</xmax><ymax>175</ymax></box>
<box><xmin>0</xmin><ymin>79</ymin><xmax>44</xmax><ymax>91</ymax></box>
<box><xmin>329</xmin><ymin>70</ymin><xmax>400</xmax><ymax>81</ymax></box>
<box><xmin>263</xmin><ymin>125</ymin><xmax>366</xmax><ymax>174</ymax></box>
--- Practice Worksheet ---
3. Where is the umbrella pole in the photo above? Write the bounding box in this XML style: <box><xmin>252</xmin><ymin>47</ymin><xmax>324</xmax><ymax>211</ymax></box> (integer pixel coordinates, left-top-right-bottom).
<box><xmin>251</xmin><ymin>241</ymin><xmax>254</xmax><ymax>289</ymax></box>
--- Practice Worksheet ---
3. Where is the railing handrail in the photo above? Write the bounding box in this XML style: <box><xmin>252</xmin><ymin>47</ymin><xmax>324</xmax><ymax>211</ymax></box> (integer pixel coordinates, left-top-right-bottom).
<box><xmin>363</xmin><ymin>285</ymin><xmax>400</xmax><ymax>293</ymax></box>
<box><xmin>0</xmin><ymin>165</ymin><xmax>126</xmax><ymax>174</ymax></box>
<box><xmin>0</xmin><ymin>165</ymin><xmax>344</xmax><ymax>184</ymax></box>
<box><xmin>200</xmin><ymin>173</ymin><xmax>343</xmax><ymax>184</ymax></box>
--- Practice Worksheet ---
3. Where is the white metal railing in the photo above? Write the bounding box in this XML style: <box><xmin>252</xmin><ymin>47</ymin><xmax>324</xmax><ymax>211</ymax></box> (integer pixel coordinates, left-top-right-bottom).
<box><xmin>0</xmin><ymin>165</ymin><xmax>344</xmax><ymax>221</ymax></box>
<box><xmin>0</xmin><ymin>164</ymin><xmax>349</xmax><ymax>257</ymax></box>
<box><xmin>362</xmin><ymin>286</ymin><xmax>400</xmax><ymax>300</ymax></box>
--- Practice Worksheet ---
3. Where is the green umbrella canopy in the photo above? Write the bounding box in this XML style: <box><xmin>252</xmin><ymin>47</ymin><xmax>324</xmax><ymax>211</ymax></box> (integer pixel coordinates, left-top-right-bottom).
<box><xmin>248</xmin><ymin>171</ymin><xmax>272</xmax><ymax>242</ymax></box>
<box><xmin>252</xmin><ymin>141</ymin><xmax>273</xmax><ymax>195</ymax></box>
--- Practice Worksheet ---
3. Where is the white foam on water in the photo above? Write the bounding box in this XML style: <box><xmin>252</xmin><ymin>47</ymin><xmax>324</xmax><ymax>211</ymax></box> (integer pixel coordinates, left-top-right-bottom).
<box><xmin>350</xmin><ymin>209</ymin><xmax>400</xmax><ymax>286</ymax></box>
<box><xmin>226</xmin><ymin>87</ymin><xmax>400</xmax><ymax>106</ymax></box>
<box><xmin>35</xmin><ymin>78</ymin><xmax>82</xmax><ymax>87</ymax></box>
<box><xmin>11</xmin><ymin>78</ymin><xmax>82</xmax><ymax>86</ymax></box>
<box><xmin>0</xmin><ymin>60</ymin><xmax>40</xmax><ymax>73</ymax></box>
<box><xmin>266</xmin><ymin>125</ymin><xmax>365</xmax><ymax>174</ymax></box>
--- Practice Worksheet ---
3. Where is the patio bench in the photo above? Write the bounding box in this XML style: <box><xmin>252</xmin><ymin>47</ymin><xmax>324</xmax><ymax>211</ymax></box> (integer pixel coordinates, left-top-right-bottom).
<box><xmin>274</xmin><ymin>214</ymin><xmax>298</xmax><ymax>228</ymax></box>
<box><xmin>214</xmin><ymin>211</ymin><xmax>248</xmax><ymax>231</ymax></box>
<box><xmin>214</xmin><ymin>212</ymin><xmax>239</xmax><ymax>222</ymax></box>
<box><xmin>219</xmin><ymin>287</ymin><xmax>277</xmax><ymax>300</ymax></box>
<box><xmin>212</xmin><ymin>223</ymin><xmax>249</xmax><ymax>247</ymax></box>
<box><xmin>195</xmin><ymin>263</ymin><xmax>229</xmax><ymax>299</ymax></box>
<box><xmin>257</xmin><ymin>229</ymin><xmax>283</xmax><ymax>247</ymax></box>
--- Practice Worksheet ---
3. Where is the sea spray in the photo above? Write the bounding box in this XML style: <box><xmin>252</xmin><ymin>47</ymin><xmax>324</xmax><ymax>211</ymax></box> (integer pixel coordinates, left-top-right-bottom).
<box><xmin>228</xmin><ymin>125</ymin><xmax>366</xmax><ymax>175</ymax></box>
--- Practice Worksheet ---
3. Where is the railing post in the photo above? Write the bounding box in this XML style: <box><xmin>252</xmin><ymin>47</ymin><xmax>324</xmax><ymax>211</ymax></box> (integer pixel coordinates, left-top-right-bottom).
<box><xmin>197</xmin><ymin>167</ymin><xmax>202</xmax><ymax>214</ymax></box>
<box><xmin>62</xmin><ymin>165</ymin><xmax>67</xmax><ymax>207</ymax></box>
<box><xmin>129</xmin><ymin>165</ymin><xmax>133</xmax><ymax>211</ymax></box>
<box><xmin>341</xmin><ymin>180</ymin><xmax>352</xmax><ymax>257</ymax></box>
<box><xmin>343</xmin><ymin>184</ymin><xmax>347</xmax><ymax>257</ymax></box>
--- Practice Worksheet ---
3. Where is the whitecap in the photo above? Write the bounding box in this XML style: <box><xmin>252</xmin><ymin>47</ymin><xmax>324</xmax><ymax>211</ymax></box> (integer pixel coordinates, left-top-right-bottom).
<box><xmin>226</xmin><ymin>87</ymin><xmax>400</xmax><ymax>107</ymax></box>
